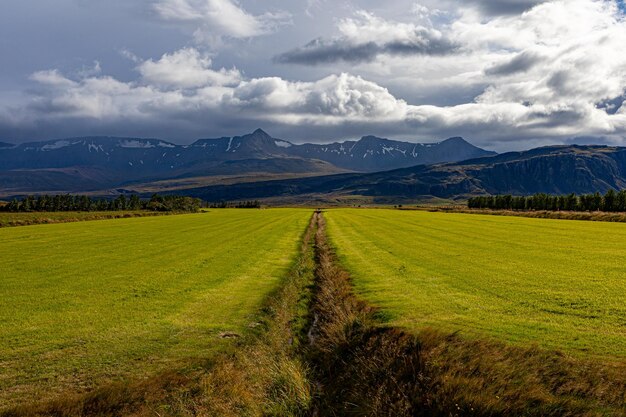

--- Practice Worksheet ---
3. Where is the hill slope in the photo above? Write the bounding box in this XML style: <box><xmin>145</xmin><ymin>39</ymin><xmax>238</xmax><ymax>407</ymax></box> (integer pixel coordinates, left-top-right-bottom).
<box><xmin>177</xmin><ymin>145</ymin><xmax>626</xmax><ymax>201</ymax></box>
<box><xmin>287</xmin><ymin>135</ymin><xmax>494</xmax><ymax>171</ymax></box>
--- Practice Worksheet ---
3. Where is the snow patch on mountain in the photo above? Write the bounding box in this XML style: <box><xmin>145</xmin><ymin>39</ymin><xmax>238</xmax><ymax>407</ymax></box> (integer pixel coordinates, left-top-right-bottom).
<box><xmin>120</xmin><ymin>140</ymin><xmax>155</xmax><ymax>149</ymax></box>
<box><xmin>41</xmin><ymin>140</ymin><xmax>72</xmax><ymax>151</ymax></box>
<box><xmin>88</xmin><ymin>143</ymin><xmax>104</xmax><ymax>153</ymax></box>
<box><xmin>275</xmin><ymin>140</ymin><xmax>292</xmax><ymax>148</ymax></box>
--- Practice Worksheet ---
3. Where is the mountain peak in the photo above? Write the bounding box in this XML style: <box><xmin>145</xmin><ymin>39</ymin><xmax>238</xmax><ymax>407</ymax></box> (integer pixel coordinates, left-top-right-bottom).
<box><xmin>237</xmin><ymin>129</ymin><xmax>275</xmax><ymax>145</ymax></box>
<box><xmin>251</xmin><ymin>128</ymin><xmax>271</xmax><ymax>139</ymax></box>
<box><xmin>358</xmin><ymin>135</ymin><xmax>388</xmax><ymax>145</ymax></box>
<box><xmin>439</xmin><ymin>137</ymin><xmax>496</xmax><ymax>156</ymax></box>
<box><xmin>441</xmin><ymin>137</ymin><xmax>470</xmax><ymax>145</ymax></box>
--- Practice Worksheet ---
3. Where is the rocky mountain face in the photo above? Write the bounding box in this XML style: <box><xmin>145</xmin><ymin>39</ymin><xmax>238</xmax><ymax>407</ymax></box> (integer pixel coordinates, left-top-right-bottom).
<box><xmin>459</xmin><ymin>146</ymin><xmax>626</xmax><ymax>195</ymax></box>
<box><xmin>177</xmin><ymin>145</ymin><xmax>626</xmax><ymax>201</ymax></box>
<box><xmin>287</xmin><ymin>135</ymin><xmax>495</xmax><ymax>171</ymax></box>
<box><xmin>0</xmin><ymin>130</ymin><xmax>288</xmax><ymax>174</ymax></box>
<box><xmin>0</xmin><ymin>129</ymin><xmax>494</xmax><ymax>195</ymax></box>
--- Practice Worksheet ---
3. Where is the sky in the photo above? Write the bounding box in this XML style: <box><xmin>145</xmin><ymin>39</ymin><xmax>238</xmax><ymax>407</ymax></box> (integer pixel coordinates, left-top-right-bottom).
<box><xmin>0</xmin><ymin>0</ymin><xmax>625</xmax><ymax>151</ymax></box>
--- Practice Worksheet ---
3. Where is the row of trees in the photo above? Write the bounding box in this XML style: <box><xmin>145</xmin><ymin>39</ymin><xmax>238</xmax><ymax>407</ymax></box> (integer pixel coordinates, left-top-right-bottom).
<box><xmin>147</xmin><ymin>194</ymin><xmax>202</xmax><ymax>212</ymax></box>
<box><xmin>1</xmin><ymin>194</ymin><xmax>201</xmax><ymax>213</ymax></box>
<box><xmin>208</xmin><ymin>200</ymin><xmax>262</xmax><ymax>209</ymax></box>
<box><xmin>468</xmin><ymin>190</ymin><xmax>626</xmax><ymax>212</ymax></box>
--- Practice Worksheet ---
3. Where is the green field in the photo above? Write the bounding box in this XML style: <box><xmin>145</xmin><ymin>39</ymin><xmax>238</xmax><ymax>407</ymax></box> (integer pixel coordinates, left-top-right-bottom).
<box><xmin>0</xmin><ymin>209</ymin><xmax>310</xmax><ymax>408</ymax></box>
<box><xmin>325</xmin><ymin>209</ymin><xmax>626</xmax><ymax>357</ymax></box>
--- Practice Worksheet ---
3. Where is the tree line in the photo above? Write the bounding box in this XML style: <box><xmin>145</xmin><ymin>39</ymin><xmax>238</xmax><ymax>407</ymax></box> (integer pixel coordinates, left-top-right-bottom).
<box><xmin>208</xmin><ymin>200</ymin><xmax>262</xmax><ymax>209</ymax></box>
<box><xmin>468</xmin><ymin>190</ymin><xmax>626</xmax><ymax>212</ymax></box>
<box><xmin>1</xmin><ymin>194</ymin><xmax>201</xmax><ymax>213</ymax></box>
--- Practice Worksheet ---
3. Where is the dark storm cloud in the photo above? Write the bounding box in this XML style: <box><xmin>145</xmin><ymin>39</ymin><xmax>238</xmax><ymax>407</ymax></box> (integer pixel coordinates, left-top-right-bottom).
<box><xmin>275</xmin><ymin>35</ymin><xmax>459</xmax><ymax>65</ymax></box>
<box><xmin>596</xmin><ymin>92</ymin><xmax>625</xmax><ymax>115</ymax></box>
<box><xmin>461</xmin><ymin>0</ymin><xmax>548</xmax><ymax>15</ymax></box>
<box><xmin>486</xmin><ymin>52</ymin><xmax>544</xmax><ymax>76</ymax></box>
<box><xmin>546</xmin><ymin>70</ymin><xmax>573</xmax><ymax>95</ymax></box>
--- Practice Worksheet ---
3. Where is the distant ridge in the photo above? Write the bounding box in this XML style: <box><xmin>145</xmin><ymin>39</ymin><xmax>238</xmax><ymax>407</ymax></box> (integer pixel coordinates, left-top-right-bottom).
<box><xmin>176</xmin><ymin>144</ymin><xmax>626</xmax><ymax>201</ymax></box>
<box><xmin>287</xmin><ymin>134</ymin><xmax>495</xmax><ymax>171</ymax></box>
<box><xmin>0</xmin><ymin>130</ymin><xmax>494</xmax><ymax>196</ymax></box>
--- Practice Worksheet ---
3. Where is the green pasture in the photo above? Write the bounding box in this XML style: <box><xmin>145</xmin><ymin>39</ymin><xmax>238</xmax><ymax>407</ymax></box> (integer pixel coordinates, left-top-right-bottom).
<box><xmin>325</xmin><ymin>209</ymin><xmax>626</xmax><ymax>358</ymax></box>
<box><xmin>0</xmin><ymin>209</ymin><xmax>310</xmax><ymax>408</ymax></box>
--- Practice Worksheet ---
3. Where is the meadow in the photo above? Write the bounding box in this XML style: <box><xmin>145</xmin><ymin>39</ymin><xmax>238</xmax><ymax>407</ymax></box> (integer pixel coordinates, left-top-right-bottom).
<box><xmin>0</xmin><ymin>209</ymin><xmax>311</xmax><ymax>410</ymax></box>
<box><xmin>325</xmin><ymin>209</ymin><xmax>626</xmax><ymax>358</ymax></box>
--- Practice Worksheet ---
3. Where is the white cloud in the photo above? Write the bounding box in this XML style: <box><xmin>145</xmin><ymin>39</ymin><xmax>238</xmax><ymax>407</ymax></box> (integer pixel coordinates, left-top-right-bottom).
<box><xmin>153</xmin><ymin>0</ymin><xmax>205</xmax><ymax>21</ymax></box>
<box><xmin>278</xmin><ymin>0</ymin><xmax>626</xmax><ymax>147</ymax></box>
<box><xmin>276</xmin><ymin>11</ymin><xmax>457</xmax><ymax>64</ymax></box>
<box><xmin>30</xmin><ymin>70</ymin><xmax>78</xmax><ymax>88</ymax></box>
<box><xmin>3</xmin><ymin>1</ymin><xmax>626</xmax><ymax>150</ymax></box>
<box><xmin>17</xmin><ymin>47</ymin><xmax>624</xmax><ymax>149</ymax></box>
<box><xmin>137</xmin><ymin>48</ymin><xmax>241</xmax><ymax>88</ymax></box>
<box><xmin>463</xmin><ymin>0</ymin><xmax>626</xmax><ymax>123</ymax></box>
<box><xmin>153</xmin><ymin>0</ymin><xmax>291</xmax><ymax>39</ymax></box>
<box><xmin>22</xmin><ymin>59</ymin><xmax>408</xmax><ymax>126</ymax></box>
<box><xmin>76</xmin><ymin>61</ymin><xmax>102</xmax><ymax>79</ymax></box>
<box><xmin>227</xmin><ymin>73</ymin><xmax>409</xmax><ymax>122</ymax></box>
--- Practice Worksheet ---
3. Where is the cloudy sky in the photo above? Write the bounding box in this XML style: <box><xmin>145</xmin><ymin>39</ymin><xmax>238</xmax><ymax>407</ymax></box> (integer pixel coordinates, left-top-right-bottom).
<box><xmin>0</xmin><ymin>0</ymin><xmax>625</xmax><ymax>150</ymax></box>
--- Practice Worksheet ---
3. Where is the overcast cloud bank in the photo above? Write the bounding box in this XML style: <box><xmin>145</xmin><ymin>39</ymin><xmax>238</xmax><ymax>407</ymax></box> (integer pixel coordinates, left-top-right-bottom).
<box><xmin>0</xmin><ymin>0</ymin><xmax>624</xmax><ymax>151</ymax></box>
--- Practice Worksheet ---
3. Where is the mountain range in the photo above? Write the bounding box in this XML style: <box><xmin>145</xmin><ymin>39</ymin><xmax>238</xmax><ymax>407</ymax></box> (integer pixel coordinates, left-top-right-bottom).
<box><xmin>4</xmin><ymin>129</ymin><xmax>626</xmax><ymax>203</ymax></box>
<box><xmin>174</xmin><ymin>144</ymin><xmax>626</xmax><ymax>203</ymax></box>
<box><xmin>0</xmin><ymin>129</ymin><xmax>494</xmax><ymax>197</ymax></box>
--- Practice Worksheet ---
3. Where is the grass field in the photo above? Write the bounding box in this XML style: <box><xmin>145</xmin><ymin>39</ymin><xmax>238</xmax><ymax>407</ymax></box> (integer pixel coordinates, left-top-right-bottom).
<box><xmin>0</xmin><ymin>209</ymin><xmax>310</xmax><ymax>409</ymax></box>
<box><xmin>325</xmin><ymin>209</ymin><xmax>626</xmax><ymax>358</ymax></box>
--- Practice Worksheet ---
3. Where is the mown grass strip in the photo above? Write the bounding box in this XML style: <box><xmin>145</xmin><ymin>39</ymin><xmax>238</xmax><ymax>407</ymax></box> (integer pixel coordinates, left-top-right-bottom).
<box><xmin>325</xmin><ymin>209</ymin><xmax>626</xmax><ymax>357</ymax></box>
